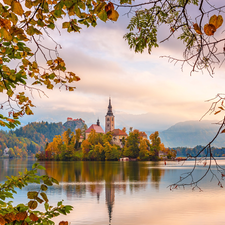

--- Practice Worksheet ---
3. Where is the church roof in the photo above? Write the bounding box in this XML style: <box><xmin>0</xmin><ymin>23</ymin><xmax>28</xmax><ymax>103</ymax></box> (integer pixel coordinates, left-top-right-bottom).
<box><xmin>112</xmin><ymin>129</ymin><xmax>127</xmax><ymax>136</ymax></box>
<box><xmin>85</xmin><ymin>124</ymin><xmax>104</xmax><ymax>134</ymax></box>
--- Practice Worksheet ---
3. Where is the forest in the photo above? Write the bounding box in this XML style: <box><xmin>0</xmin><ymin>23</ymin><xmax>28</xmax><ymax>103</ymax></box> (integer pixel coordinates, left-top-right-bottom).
<box><xmin>0</xmin><ymin>120</ymin><xmax>85</xmax><ymax>158</ymax></box>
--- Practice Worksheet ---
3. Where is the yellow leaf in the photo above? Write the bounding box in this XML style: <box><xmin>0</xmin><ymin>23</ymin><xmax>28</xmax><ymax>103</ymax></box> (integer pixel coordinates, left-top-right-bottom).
<box><xmin>216</xmin><ymin>15</ymin><xmax>223</xmax><ymax>29</ymax></box>
<box><xmin>204</xmin><ymin>23</ymin><xmax>216</xmax><ymax>36</ymax></box>
<box><xmin>25</xmin><ymin>0</ymin><xmax>33</xmax><ymax>9</ymax></box>
<box><xmin>0</xmin><ymin>28</ymin><xmax>12</xmax><ymax>41</ymax></box>
<box><xmin>193</xmin><ymin>23</ymin><xmax>202</xmax><ymax>35</ymax></box>
<box><xmin>3</xmin><ymin>0</ymin><xmax>12</xmax><ymax>6</ymax></box>
<box><xmin>11</xmin><ymin>1</ymin><xmax>24</xmax><ymax>16</ymax></box>
<box><xmin>25</xmin><ymin>106</ymin><xmax>33</xmax><ymax>115</ymax></box>
<box><xmin>107</xmin><ymin>9</ymin><xmax>119</xmax><ymax>21</ymax></box>
<box><xmin>209</xmin><ymin>14</ymin><xmax>223</xmax><ymax>29</ymax></box>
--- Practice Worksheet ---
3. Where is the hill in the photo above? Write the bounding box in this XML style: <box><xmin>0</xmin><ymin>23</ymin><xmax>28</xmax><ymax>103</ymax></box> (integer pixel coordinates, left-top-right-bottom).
<box><xmin>11</xmin><ymin>119</ymin><xmax>85</xmax><ymax>151</ymax></box>
<box><xmin>158</xmin><ymin>120</ymin><xmax>225</xmax><ymax>148</ymax></box>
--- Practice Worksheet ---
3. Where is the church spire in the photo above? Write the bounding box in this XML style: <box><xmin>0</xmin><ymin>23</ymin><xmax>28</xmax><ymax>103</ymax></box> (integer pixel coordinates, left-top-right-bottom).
<box><xmin>106</xmin><ymin>98</ymin><xmax>113</xmax><ymax>116</ymax></box>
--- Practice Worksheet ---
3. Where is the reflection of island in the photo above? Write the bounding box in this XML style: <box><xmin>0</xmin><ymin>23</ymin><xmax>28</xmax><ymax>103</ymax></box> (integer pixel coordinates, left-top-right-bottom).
<box><xmin>1</xmin><ymin>159</ymin><xmax>166</xmax><ymax>224</ymax></box>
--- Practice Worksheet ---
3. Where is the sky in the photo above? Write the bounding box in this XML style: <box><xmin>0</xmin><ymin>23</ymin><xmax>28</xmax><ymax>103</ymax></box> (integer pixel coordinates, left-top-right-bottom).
<box><xmin>2</xmin><ymin>2</ymin><xmax>225</xmax><ymax>132</ymax></box>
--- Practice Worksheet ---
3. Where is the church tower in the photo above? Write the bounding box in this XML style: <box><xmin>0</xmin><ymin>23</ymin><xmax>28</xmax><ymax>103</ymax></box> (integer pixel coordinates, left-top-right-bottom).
<box><xmin>105</xmin><ymin>98</ymin><xmax>115</xmax><ymax>133</ymax></box>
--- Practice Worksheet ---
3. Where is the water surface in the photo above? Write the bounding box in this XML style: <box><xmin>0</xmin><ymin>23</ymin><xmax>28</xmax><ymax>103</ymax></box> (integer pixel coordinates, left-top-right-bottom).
<box><xmin>1</xmin><ymin>158</ymin><xmax>225</xmax><ymax>225</ymax></box>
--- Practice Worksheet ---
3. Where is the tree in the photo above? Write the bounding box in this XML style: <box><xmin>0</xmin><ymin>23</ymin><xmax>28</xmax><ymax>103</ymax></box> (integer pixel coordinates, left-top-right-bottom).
<box><xmin>0</xmin><ymin>0</ymin><xmax>121</xmax><ymax>128</ymax></box>
<box><xmin>124</xmin><ymin>129</ymin><xmax>140</xmax><ymax>158</ymax></box>
<box><xmin>123</xmin><ymin>0</ymin><xmax>225</xmax><ymax>76</ymax></box>
<box><xmin>149</xmin><ymin>131</ymin><xmax>161</xmax><ymax>159</ymax></box>
<box><xmin>75</xmin><ymin>128</ymin><xmax>81</xmax><ymax>150</ymax></box>
<box><xmin>139</xmin><ymin>138</ymin><xmax>150</xmax><ymax>161</ymax></box>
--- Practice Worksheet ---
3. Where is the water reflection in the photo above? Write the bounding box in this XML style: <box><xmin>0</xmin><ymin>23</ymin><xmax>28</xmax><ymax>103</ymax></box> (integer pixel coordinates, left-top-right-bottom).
<box><xmin>0</xmin><ymin>160</ymin><xmax>167</xmax><ymax>224</ymax></box>
<box><xmin>5</xmin><ymin>160</ymin><xmax>225</xmax><ymax>225</ymax></box>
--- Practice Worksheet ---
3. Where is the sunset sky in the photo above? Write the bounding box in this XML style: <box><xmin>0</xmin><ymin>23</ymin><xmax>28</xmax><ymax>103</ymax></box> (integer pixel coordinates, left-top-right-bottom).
<box><xmin>3</xmin><ymin>5</ymin><xmax>225</xmax><ymax>131</ymax></box>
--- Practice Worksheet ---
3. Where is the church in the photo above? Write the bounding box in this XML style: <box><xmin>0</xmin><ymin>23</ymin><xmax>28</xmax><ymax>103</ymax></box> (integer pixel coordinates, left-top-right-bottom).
<box><xmin>85</xmin><ymin>98</ymin><xmax>127</xmax><ymax>147</ymax></box>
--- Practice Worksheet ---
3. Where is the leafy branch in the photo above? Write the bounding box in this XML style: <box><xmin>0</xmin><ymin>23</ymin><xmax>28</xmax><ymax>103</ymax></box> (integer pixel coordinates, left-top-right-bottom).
<box><xmin>0</xmin><ymin>163</ymin><xmax>73</xmax><ymax>225</ymax></box>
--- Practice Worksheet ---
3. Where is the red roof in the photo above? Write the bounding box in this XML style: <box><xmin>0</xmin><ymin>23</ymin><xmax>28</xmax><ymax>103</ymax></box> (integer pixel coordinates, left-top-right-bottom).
<box><xmin>85</xmin><ymin>124</ymin><xmax>104</xmax><ymax>134</ymax></box>
<box><xmin>112</xmin><ymin>129</ymin><xmax>127</xmax><ymax>136</ymax></box>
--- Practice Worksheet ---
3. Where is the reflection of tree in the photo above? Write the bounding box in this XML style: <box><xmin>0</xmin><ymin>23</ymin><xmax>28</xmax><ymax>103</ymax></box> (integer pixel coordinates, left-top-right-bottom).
<box><xmin>150</xmin><ymin>162</ymin><xmax>165</xmax><ymax>189</ymax></box>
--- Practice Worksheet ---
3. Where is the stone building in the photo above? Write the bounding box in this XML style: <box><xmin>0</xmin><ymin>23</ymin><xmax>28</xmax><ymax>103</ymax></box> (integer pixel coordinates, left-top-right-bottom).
<box><xmin>111</xmin><ymin>129</ymin><xmax>128</xmax><ymax>148</ymax></box>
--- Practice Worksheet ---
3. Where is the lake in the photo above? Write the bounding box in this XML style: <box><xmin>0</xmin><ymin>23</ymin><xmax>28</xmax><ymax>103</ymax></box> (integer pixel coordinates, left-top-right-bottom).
<box><xmin>1</xmin><ymin>158</ymin><xmax>225</xmax><ymax>225</ymax></box>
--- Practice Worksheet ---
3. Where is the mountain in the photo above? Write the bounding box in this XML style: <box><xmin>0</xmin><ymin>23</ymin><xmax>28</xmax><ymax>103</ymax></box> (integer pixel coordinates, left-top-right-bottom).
<box><xmin>158</xmin><ymin>120</ymin><xmax>225</xmax><ymax>148</ymax></box>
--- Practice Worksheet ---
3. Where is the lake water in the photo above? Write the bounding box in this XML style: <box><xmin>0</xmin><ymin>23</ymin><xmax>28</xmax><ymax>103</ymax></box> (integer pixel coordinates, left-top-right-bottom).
<box><xmin>1</xmin><ymin>158</ymin><xmax>225</xmax><ymax>225</ymax></box>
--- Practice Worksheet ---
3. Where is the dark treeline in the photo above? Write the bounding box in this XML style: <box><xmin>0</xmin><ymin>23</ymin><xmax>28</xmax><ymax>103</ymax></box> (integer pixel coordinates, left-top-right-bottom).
<box><xmin>174</xmin><ymin>145</ymin><xmax>225</xmax><ymax>157</ymax></box>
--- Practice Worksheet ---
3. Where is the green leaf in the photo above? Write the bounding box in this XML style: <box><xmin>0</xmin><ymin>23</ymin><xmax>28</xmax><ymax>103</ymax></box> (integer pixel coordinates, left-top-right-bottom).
<box><xmin>27</xmin><ymin>191</ymin><xmax>38</xmax><ymax>199</ymax></box>
<box><xmin>40</xmin><ymin>192</ymin><xmax>48</xmax><ymax>202</ymax></box>
<box><xmin>41</xmin><ymin>184</ymin><xmax>48</xmax><ymax>191</ymax></box>
<box><xmin>44</xmin><ymin>179</ymin><xmax>53</xmax><ymax>186</ymax></box>
<box><xmin>28</xmin><ymin>200</ymin><xmax>38</xmax><ymax>209</ymax></box>
<box><xmin>98</xmin><ymin>10</ymin><xmax>107</xmax><ymax>22</ymax></box>
<box><xmin>51</xmin><ymin>177</ymin><xmax>59</xmax><ymax>185</ymax></box>
<box><xmin>62</xmin><ymin>22</ymin><xmax>70</xmax><ymax>29</ymax></box>
<box><xmin>36</xmin><ymin>164</ymin><xmax>46</xmax><ymax>170</ymax></box>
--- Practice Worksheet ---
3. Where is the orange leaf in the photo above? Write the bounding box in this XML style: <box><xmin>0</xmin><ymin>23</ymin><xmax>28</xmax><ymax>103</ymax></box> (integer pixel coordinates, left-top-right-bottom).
<box><xmin>59</xmin><ymin>221</ymin><xmax>69</xmax><ymax>225</ymax></box>
<box><xmin>193</xmin><ymin>23</ymin><xmax>202</xmax><ymax>35</ymax></box>
<box><xmin>214</xmin><ymin>110</ymin><xmax>221</xmax><ymax>115</ymax></box>
<box><xmin>3</xmin><ymin>212</ymin><xmax>16</xmax><ymax>223</ymax></box>
<box><xmin>0</xmin><ymin>215</ymin><xmax>6</xmax><ymax>225</ymax></box>
<box><xmin>15</xmin><ymin>212</ymin><xmax>27</xmax><ymax>221</ymax></box>
<box><xmin>105</xmin><ymin>2</ymin><xmax>114</xmax><ymax>12</ymax></box>
<box><xmin>29</xmin><ymin>213</ymin><xmax>39</xmax><ymax>222</ymax></box>
<box><xmin>204</xmin><ymin>23</ymin><xmax>216</xmax><ymax>36</ymax></box>
<box><xmin>221</xmin><ymin>129</ymin><xmax>225</xmax><ymax>134</ymax></box>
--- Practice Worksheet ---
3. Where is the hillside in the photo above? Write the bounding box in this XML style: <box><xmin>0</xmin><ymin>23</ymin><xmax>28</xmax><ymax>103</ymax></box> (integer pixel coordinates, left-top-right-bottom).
<box><xmin>11</xmin><ymin>119</ymin><xmax>85</xmax><ymax>151</ymax></box>
<box><xmin>159</xmin><ymin>120</ymin><xmax>225</xmax><ymax>148</ymax></box>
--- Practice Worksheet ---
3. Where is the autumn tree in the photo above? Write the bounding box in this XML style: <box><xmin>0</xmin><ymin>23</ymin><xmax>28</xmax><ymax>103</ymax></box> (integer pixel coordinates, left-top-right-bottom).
<box><xmin>149</xmin><ymin>131</ymin><xmax>161</xmax><ymax>159</ymax></box>
<box><xmin>139</xmin><ymin>138</ymin><xmax>150</xmax><ymax>161</ymax></box>
<box><xmin>0</xmin><ymin>0</ymin><xmax>121</xmax><ymax>129</ymax></box>
<box><xmin>75</xmin><ymin>128</ymin><xmax>81</xmax><ymax>150</ymax></box>
<box><xmin>124</xmin><ymin>129</ymin><xmax>140</xmax><ymax>158</ymax></box>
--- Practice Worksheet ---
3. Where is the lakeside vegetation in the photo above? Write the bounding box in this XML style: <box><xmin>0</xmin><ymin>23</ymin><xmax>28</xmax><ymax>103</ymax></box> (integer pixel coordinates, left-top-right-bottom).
<box><xmin>35</xmin><ymin>128</ymin><xmax>176</xmax><ymax>161</ymax></box>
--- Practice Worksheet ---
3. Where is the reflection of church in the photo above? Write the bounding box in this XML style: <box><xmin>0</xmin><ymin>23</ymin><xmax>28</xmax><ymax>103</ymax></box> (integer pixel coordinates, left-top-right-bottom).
<box><xmin>105</xmin><ymin>183</ymin><xmax>115</xmax><ymax>224</ymax></box>
<box><xmin>85</xmin><ymin>98</ymin><xmax>128</xmax><ymax>147</ymax></box>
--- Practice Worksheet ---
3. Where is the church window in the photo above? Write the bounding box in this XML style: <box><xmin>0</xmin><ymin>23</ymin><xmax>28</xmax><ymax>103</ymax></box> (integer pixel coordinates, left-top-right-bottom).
<box><xmin>107</xmin><ymin>118</ymin><xmax>109</xmax><ymax>121</ymax></box>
